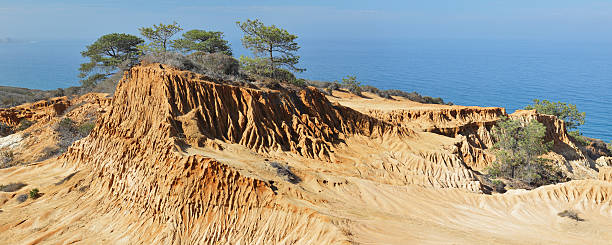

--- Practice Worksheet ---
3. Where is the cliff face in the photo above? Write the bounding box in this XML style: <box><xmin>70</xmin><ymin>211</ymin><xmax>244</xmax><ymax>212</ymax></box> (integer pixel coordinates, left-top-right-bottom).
<box><xmin>355</xmin><ymin>100</ymin><xmax>599</xmax><ymax>178</ymax></box>
<box><xmin>0</xmin><ymin>97</ymin><xmax>70</xmax><ymax>128</ymax></box>
<box><xmin>42</xmin><ymin>64</ymin><xmax>410</xmax><ymax>243</ymax></box>
<box><xmin>0</xmin><ymin>93</ymin><xmax>110</xmax><ymax>166</ymax></box>
<box><xmin>364</xmin><ymin>107</ymin><xmax>503</xmax><ymax>170</ymax></box>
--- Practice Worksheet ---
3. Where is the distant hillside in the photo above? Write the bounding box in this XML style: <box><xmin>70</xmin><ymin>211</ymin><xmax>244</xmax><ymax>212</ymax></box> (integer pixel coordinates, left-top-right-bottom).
<box><xmin>0</xmin><ymin>86</ymin><xmax>82</xmax><ymax>108</ymax></box>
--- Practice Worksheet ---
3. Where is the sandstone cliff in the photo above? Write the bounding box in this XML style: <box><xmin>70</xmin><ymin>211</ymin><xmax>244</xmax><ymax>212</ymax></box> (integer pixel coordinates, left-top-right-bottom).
<box><xmin>1</xmin><ymin>64</ymin><xmax>611</xmax><ymax>244</ymax></box>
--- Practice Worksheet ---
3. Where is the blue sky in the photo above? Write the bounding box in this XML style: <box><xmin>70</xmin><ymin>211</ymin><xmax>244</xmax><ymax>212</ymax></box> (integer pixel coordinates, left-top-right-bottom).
<box><xmin>2</xmin><ymin>0</ymin><xmax>612</xmax><ymax>42</ymax></box>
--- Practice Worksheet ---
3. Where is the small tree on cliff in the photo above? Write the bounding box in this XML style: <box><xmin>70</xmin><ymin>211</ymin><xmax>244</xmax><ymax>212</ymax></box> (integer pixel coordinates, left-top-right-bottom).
<box><xmin>237</xmin><ymin>19</ymin><xmax>304</xmax><ymax>73</ymax></box>
<box><xmin>79</xmin><ymin>33</ymin><xmax>144</xmax><ymax>87</ymax></box>
<box><xmin>525</xmin><ymin>99</ymin><xmax>585</xmax><ymax>131</ymax></box>
<box><xmin>487</xmin><ymin>116</ymin><xmax>563</xmax><ymax>187</ymax></box>
<box><xmin>173</xmin><ymin>29</ymin><xmax>232</xmax><ymax>55</ymax></box>
<box><xmin>524</xmin><ymin>99</ymin><xmax>587</xmax><ymax>145</ymax></box>
<box><xmin>139</xmin><ymin>22</ymin><xmax>183</xmax><ymax>53</ymax></box>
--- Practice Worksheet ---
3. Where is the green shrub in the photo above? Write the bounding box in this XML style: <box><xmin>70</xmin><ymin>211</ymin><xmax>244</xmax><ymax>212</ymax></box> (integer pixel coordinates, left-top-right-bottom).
<box><xmin>29</xmin><ymin>188</ymin><xmax>39</xmax><ymax>199</ymax></box>
<box><xmin>341</xmin><ymin>76</ymin><xmax>362</xmax><ymax>95</ymax></box>
<box><xmin>525</xmin><ymin>99</ymin><xmax>585</xmax><ymax>131</ymax></box>
<box><xmin>490</xmin><ymin>179</ymin><xmax>506</xmax><ymax>193</ymax></box>
<box><xmin>327</xmin><ymin>82</ymin><xmax>340</xmax><ymax>91</ymax></box>
<box><xmin>487</xmin><ymin>116</ymin><xmax>565</xmax><ymax>187</ymax></box>
<box><xmin>141</xmin><ymin>52</ymin><xmax>200</xmax><ymax>72</ymax></box>
<box><xmin>291</xmin><ymin>78</ymin><xmax>307</xmax><ymax>87</ymax></box>
<box><xmin>78</xmin><ymin>122</ymin><xmax>96</xmax><ymax>136</ymax></box>
<box><xmin>568</xmin><ymin>130</ymin><xmax>589</xmax><ymax>146</ymax></box>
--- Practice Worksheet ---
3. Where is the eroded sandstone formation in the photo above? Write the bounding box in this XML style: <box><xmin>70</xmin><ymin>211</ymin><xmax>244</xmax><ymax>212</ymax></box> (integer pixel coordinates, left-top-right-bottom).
<box><xmin>1</xmin><ymin>64</ymin><xmax>611</xmax><ymax>244</ymax></box>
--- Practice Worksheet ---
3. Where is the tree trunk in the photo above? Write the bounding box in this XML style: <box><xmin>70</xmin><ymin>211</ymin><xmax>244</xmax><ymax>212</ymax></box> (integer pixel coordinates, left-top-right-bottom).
<box><xmin>269</xmin><ymin>49</ymin><xmax>274</xmax><ymax>69</ymax></box>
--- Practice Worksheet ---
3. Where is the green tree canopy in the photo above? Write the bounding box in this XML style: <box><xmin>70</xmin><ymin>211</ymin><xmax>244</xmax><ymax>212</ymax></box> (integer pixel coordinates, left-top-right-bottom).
<box><xmin>139</xmin><ymin>22</ymin><xmax>183</xmax><ymax>52</ymax></box>
<box><xmin>79</xmin><ymin>33</ymin><xmax>143</xmax><ymax>87</ymax></box>
<box><xmin>488</xmin><ymin>116</ymin><xmax>562</xmax><ymax>187</ymax></box>
<box><xmin>524</xmin><ymin>99</ymin><xmax>585</xmax><ymax>131</ymax></box>
<box><xmin>340</xmin><ymin>75</ymin><xmax>362</xmax><ymax>95</ymax></box>
<box><xmin>173</xmin><ymin>30</ymin><xmax>232</xmax><ymax>55</ymax></box>
<box><xmin>237</xmin><ymin>19</ymin><xmax>304</xmax><ymax>72</ymax></box>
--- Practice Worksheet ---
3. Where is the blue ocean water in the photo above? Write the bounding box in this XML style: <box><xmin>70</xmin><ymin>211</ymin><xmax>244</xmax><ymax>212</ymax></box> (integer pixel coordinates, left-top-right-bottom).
<box><xmin>0</xmin><ymin>39</ymin><xmax>610</xmax><ymax>141</ymax></box>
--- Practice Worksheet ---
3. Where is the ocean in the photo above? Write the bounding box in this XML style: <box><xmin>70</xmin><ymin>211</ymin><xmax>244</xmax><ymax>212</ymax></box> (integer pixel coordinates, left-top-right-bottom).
<box><xmin>0</xmin><ymin>38</ymin><xmax>610</xmax><ymax>142</ymax></box>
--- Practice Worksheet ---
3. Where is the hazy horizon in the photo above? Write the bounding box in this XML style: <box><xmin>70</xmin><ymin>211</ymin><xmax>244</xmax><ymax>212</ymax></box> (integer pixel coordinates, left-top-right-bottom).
<box><xmin>3</xmin><ymin>1</ymin><xmax>612</xmax><ymax>42</ymax></box>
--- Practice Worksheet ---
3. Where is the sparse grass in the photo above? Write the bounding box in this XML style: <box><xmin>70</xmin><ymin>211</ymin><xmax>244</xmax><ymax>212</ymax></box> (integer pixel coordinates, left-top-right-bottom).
<box><xmin>0</xmin><ymin>182</ymin><xmax>27</xmax><ymax>192</ymax></box>
<box><xmin>558</xmin><ymin>210</ymin><xmax>584</xmax><ymax>221</ymax></box>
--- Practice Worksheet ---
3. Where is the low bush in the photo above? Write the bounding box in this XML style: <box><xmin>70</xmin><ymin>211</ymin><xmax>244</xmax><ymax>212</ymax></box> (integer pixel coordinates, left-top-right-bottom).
<box><xmin>360</xmin><ymin>85</ymin><xmax>380</xmax><ymax>94</ymax></box>
<box><xmin>188</xmin><ymin>52</ymin><xmax>240</xmax><ymax>75</ymax></box>
<box><xmin>78</xmin><ymin>122</ymin><xmax>96</xmax><ymax>136</ymax></box>
<box><xmin>141</xmin><ymin>52</ymin><xmax>201</xmax><ymax>72</ymax></box>
<box><xmin>58</xmin><ymin>118</ymin><xmax>76</xmax><ymax>132</ymax></box>
<box><xmin>558</xmin><ymin>210</ymin><xmax>584</xmax><ymax>221</ymax></box>
<box><xmin>268</xmin><ymin>162</ymin><xmax>301</xmax><ymax>184</ymax></box>
<box><xmin>0</xmin><ymin>182</ymin><xmax>26</xmax><ymax>192</ymax></box>
<box><xmin>29</xmin><ymin>188</ymin><xmax>39</xmax><ymax>199</ymax></box>
<box><xmin>291</xmin><ymin>78</ymin><xmax>307</xmax><ymax>87</ymax></box>
<box><xmin>568</xmin><ymin>130</ymin><xmax>589</xmax><ymax>146</ymax></box>
<box><xmin>328</xmin><ymin>82</ymin><xmax>340</xmax><ymax>91</ymax></box>
<box><xmin>305</xmin><ymin>79</ymin><xmax>449</xmax><ymax>104</ymax></box>
<box><xmin>524</xmin><ymin>99</ymin><xmax>585</xmax><ymax>131</ymax></box>
<box><xmin>340</xmin><ymin>76</ymin><xmax>362</xmax><ymax>96</ymax></box>
<box><xmin>0</xmin><ymin>149</ymin><xmax>15</xmax><ymax>169</ymax></box>
<box><xmin>16</xmin><ymin>194</ymin><xmax>28</xmax><ymax>203</ymax></box>
<box><xmin>490</xmin><ymin>179</ymin><xmax>506</xmax><ymax>193</ymax></box>
<box><xmin>141</xmin><ymin>52</ymin><xmax>248</xmax><ymax>86</ymax></box>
